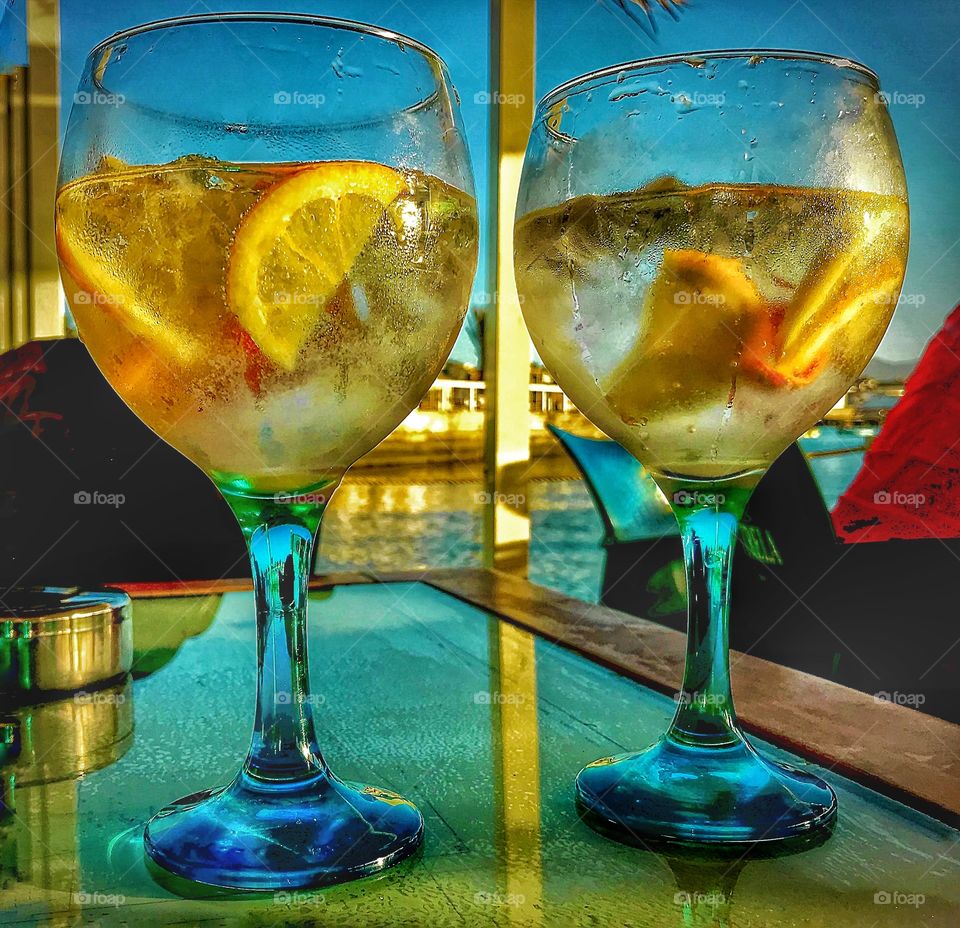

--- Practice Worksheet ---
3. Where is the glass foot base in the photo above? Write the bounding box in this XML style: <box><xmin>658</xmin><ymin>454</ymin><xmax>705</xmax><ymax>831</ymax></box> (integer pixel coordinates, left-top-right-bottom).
<box><xmin>575</xmin><ymin>735</ymin><xmax>837</xmax><ymax>849</ymax></box>
<box><xmin>144</xmin><ymin>771</ymin><xmax>424</xmax><ymax>890</ymax></box>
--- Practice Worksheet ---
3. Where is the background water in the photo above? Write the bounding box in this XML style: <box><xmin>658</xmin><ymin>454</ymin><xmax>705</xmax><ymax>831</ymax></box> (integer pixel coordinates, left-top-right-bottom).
<box><xmin>316</xmin><ymin>477</ymin><xmax>607</xmax><ymax>603</ymax></box>
<box><xmin>317</xmin><ymin>429</ymin><xmax>868</xmax><ymax>603</ymax></box>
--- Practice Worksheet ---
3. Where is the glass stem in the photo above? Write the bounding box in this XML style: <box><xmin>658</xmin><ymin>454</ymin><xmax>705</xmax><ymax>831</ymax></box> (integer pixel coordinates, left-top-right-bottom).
<box><xmin>668</xmin><ymin>496</ymin><xmax>749</xmax><ymax>748</ymax></box>
<box><xmin>227</xmin><ymin>494</ymin><xmax>330</xmax><ymax>786</ymax></box>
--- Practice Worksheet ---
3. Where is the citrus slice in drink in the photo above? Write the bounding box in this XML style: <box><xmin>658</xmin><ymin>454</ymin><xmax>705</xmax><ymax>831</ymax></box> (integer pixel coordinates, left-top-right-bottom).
<box><xmin>56</xmin><ymin>157</ymin><xmax>270</xmax><ymax>366</ymax></box>
<box><xmin>745</xmin><ymin>210</ymin><xmax>899</xmax><ymax>388</ymax></box>
<box><xmin>779</xmin><ymin>210</ymin><xmax>891</xmax><ymax>362</ymax></box>
<box><xmin>226</xmin><ymin>161</ymin><xmax>406</xmax><ymax>370</ymax></box>
<box><xmin>604</xmin><ymin>249</ymin><xmax>764</xmax><ymax>422</ymax></box>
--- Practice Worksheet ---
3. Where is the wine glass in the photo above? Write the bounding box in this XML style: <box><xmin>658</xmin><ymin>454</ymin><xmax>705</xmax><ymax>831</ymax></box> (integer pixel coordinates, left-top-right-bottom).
<box><xmin>514</xmin><ymin>50</ymin><xmax>907</xmax><ymax>847</ymax></box>
<box><xmin>56</xmin><ymin>13</ymin><xmax>478</xmax><ymax>888</ymax></box>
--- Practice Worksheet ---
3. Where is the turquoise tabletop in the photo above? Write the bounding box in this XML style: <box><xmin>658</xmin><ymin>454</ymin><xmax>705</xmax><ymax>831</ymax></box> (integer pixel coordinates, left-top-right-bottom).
<box><xmin>1</xmin><ymin>581</ymin><xmax>957</xmax><ymax>926</ymax></box>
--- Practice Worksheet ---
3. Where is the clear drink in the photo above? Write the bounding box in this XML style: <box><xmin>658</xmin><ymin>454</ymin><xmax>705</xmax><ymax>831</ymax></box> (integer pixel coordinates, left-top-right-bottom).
<box><xmin>515</xmin><ymin>179</ymin><xmax>907</xmax><ymax>483</ymax></box>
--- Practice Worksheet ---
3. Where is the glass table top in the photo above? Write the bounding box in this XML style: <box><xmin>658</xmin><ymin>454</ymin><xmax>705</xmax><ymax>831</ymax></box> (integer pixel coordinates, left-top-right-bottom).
<box><xmin>2</xmin><ymin>581</ymin><xmax>957</xmax><ymax>926</ymax></box>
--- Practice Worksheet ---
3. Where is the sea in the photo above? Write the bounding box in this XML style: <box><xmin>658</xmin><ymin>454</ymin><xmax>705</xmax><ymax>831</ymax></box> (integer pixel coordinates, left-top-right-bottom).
<box><xmin>315</xmin><ymin>425</ymin><xmax>872</xmax><ymax>603</ymax></box>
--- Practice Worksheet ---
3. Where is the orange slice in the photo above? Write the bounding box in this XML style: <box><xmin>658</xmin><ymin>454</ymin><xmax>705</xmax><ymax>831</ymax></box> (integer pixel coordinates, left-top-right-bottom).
<box><xmin>226</xmin><ymin>161</ymin><xmax>405</xmax><ymax>370</ymax></box>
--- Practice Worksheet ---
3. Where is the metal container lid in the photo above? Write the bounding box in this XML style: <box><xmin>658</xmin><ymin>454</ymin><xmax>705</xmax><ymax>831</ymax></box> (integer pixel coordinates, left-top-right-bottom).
<box><xmin>0</xmin><ymin>587</ymin><xmax>132</xmax><ymax>698</ymax></box>
<box><xmin>0</xmin><ymin>587</ymin><xmax>128</xmax><ymax>634</ymax></box>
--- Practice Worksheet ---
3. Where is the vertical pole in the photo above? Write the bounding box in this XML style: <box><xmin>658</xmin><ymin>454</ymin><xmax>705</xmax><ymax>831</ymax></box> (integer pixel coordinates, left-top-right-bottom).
<box><xmin>0</xmin><ymin>72</ymin><xmax>11</xmax><ymax>351</ymax></box>
<box><xmin>482</xmin><ymin>0</ymin><xmax>535</xmax><ymax>574</ymax></box>
<box><xmin>0</xmin><ymin>0</ymin><xmax>62</xmax><ymax>351</ymax></box>
<box><xmin>9</xmin><ymin>63</ymin><xmax>29</xmax><ymax>348</ymax></box>
<box><xmin>26</xmin><ymin>0</ymin><xmax>62</xmax><ymax>341</ymax></box>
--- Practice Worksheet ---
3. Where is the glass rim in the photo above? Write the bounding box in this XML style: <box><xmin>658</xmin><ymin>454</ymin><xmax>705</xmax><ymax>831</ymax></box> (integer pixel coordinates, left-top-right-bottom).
<box><xmin>87</xmin><ymin>11</ymin><xmax>446</xmax><ymax>70</ymax></box>
<box><xmin>535</xmin><ymin>48</ymin><xmax>881</xmax><ymax>117</ymax></box>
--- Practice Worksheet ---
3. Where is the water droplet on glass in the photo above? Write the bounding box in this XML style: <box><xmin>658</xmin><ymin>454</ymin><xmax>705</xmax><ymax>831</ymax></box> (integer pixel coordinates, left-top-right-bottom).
<box><xmin>744</xmin><ymin>208</ymin><xmax>757</xmax><ymax>254</ymax></box>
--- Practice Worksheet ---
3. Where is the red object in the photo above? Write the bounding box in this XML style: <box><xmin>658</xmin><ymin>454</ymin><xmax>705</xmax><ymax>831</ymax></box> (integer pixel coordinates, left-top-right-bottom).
<box><xmin>0</xmin><ymin>340</ymin><xmax>61</xmax><ymax>437</ymax></box>
<box><xmin>833</xmin><ymin>303</ymin><xmax>960</xmax><ymax>542</ymax></box>
<box><xmin>224</xmin><ymin>317</ymin><xmax>271</xmax><ymax>396</ymax></box>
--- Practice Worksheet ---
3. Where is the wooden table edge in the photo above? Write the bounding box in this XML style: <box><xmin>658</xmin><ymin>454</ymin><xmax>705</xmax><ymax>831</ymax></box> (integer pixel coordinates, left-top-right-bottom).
<box><xmin>118</xmin><ymin>568</ymin><xmax>960</xmax><ymax>827</ymax></box>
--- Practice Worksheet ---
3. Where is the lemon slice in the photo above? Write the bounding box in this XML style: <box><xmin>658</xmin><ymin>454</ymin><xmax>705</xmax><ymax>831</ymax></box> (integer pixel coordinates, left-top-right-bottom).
<box><xmin>604</xmin><ymin>249</ymin><xmax>764</xmax><ymax>422</ymax></box>
<box><xmin>56</xmin><ymin>158</ymin><xmax>269</xmax><ymax>365</ymax></box>
<box><xmin>227</xmin><ymin>161</ymin><xmax>405</xmax><ymax>370</ymax></box>
<box><xmin>780</xmin><ymin>274</ymin><xmax>903</xmax><ymax>379</ymax></box>
<box><xmin>654</xmin><ymin>249</ymin><xmax>763</xmax><ymax>316</ymax></box>
<box><xmin>780</xmin><ymin>209</ymin><xmax>890</xmax><ymax>360</ymax></box>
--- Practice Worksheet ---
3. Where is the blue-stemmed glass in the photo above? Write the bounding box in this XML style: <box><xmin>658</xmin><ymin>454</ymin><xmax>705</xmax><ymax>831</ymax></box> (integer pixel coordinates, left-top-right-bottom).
<box><xmin>514</xmin><ymin>51</ymin><xmax>908</xmax><ymax>847</ymax></box>
<box><xmin>57</xmin><ymin>13</ymin><xmax>478</xmax><ymax>888</ymax></box>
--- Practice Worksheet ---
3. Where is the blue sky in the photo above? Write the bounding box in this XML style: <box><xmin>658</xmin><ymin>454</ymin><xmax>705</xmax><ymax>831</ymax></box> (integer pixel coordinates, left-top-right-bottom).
<box><xmin>59</xmin><ymin>0</ymin><xmax>959</xmax><ymax>371</ymax></box>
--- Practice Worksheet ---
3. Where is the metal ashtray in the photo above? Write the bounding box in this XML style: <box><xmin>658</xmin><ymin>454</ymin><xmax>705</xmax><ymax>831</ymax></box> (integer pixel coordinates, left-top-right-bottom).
<box><xmin>0</xmin><ymin>587</ymin><xmax>132</xmax><ymax>701</ymax></box>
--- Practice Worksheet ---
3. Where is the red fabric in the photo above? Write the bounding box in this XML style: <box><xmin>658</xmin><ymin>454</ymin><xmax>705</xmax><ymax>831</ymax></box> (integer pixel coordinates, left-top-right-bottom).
<box><xmin>0</xmin><ymin>339</ymin><xmax>60</xmax><ymax>437</ymax></box>
<box><xmin>833</xmin><ymin>303</ymin><xmax>960</xmax><ymax>542</ymax></box>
